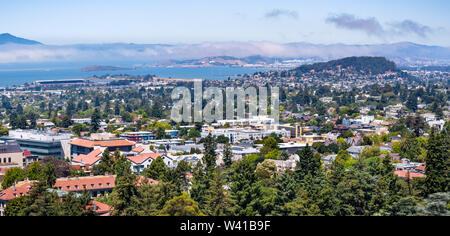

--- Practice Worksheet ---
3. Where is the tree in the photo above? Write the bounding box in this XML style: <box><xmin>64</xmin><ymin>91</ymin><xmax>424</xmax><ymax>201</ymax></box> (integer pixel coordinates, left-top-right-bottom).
<box><xmin>398</xmin><ymin>133</ymin><xmax>422</xmax><ymax>162</ymax></box>
<box><xmin>406</xmin><ymin>93</ymin><xmax>418</xmax><ymax>112</ymax></box>
<box><xmin>93</xmin><ymin>149</ymin><xmax>114</xmax><ymax>176</ymax></box>
<box><xmin>230</xmin><ymin>158</ymin><xmax>262</xmax><ymax>216</ymax></box>
<box><xmin>113</xmin><ymin>154</ymin><xmax>132</xmax><ymax>177</ymax></box>
<box><xmin>337</xmin><ymin>137</ymin><xmax>350</xmax><ymax>150</ymax></box>
<box><xmin>133</xmin><ymin>182</ymin><xmax>180</xmax><ymax>216</ymax></box>
<box><xmin>72</xmin><ymin>123</ymin><xmax>83</xmax><ymax>137</ymax></box>
<box><xmin>3</xmin><ymin>196</ymin><xmax>28</xmax><ymax>216</ymax></box>
<box><xmin>150</xmin><ymin>100</ymin><xmax>163</xmax><ymax>118</ymax></box>
<box><xmin>285</xmin><ymin>189</ymin><xmax>321</xmax><ymax>216</ymax></box>
<box><xmin>260</xmin><ymin>137</ymin><xmax>279</xmax><ymax>158</ymax></box>
<box><xmin>41</xmin><ymin>157</ymin><xmax>71</xmax><ymax>178</ymax></box>
<box><xmin>111</xmin><ymin>173</ymin><xmax>139</xmax><ymax>216</ymax></box>
<box><xmin>416</xmin><ymin>192</ymin><xmax>450</xmax><ymax>216</ymax></box>
<box><xmin>26</xmin><ymin>162</ymin><xmax>42</xmax><ymax>180</ymax></box>
<box><xmin>223</xmin><ymin>142</ymin><xmax>233</xmax><ymax>168</ymax></box>
<box><xmin>190</xmin><ymin>162</ymin><xmax>211</xmax><ymax>208</ymax></box>
<box><xmin>424</xmin><ymin>131</ymin><xmax>449</xmax><ymax>195</ymax></box>
<box><xmin>203</xmin><ymin>134</ymin><xmax>217</xmax><ymax>170</ymax></box>
<box><xmin>216</xmin><ymin>135</ymin><xmax>229</xmax><ymax>144</ymax></box>
<box><xmin>255</xmin><ymin>159</ymin><xmax>277</xmax><ymax>180</ymax></box>
<box><xmin>142</xmin><ymin>156</ymin><xmax>168</xmax><ymax>180</ymax></box>
<box><xmin>295</xmin><ymin>145</ymin><xmax>321</xmax><ymax>180</ymax></box>
<box><xmin>165</xmin><ymin>160</ymin><xmax>191</xmax><ymax>192</ymax></box>
<box><xmin>188</xmin><ymin>128</ymin><xmax>201</xmax><ymax>139</ymax></box>
<box><xmin>91</xmin><ymin>108</ymin><xmax>101</xmax><ymax>132</ymax></box>
<box><xmin>155</xmin><ymin>127</ymin><xmax>167</xmax><ymax>140</ymax></box>
<box><xmin>204</xmin><ymin>169</ymin><xmax>233</xmax><ymax>216</ymax></box>
<box><xmin>273</xmin><ymin>173</ymin><xmax>297</xmax><ymax>215</ymax></box>
<box><xmin>158</xmin><ymin>193</ymin><xmax>205</xmax><ymax>216</ymax></box>
<box><xmin>1</xmin><ymin>167</ymin><xmax>25</xmax><ymax>189</ymax></box>
<box><xmin>41</xmin><ymin>163</ymin><xmax>57</xmax><ymax>187</ymax></box>
<box><xmin>60</xmin><ymin>115</ymin><xmax>72</xmax><ymax>128</ymax></box>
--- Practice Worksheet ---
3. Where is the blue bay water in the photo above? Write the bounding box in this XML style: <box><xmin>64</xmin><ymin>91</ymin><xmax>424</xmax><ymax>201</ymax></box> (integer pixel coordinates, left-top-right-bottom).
<box><xmin>0</xmin><ymin>66</ymin><xmax>265</xmax><ymax>87</ymax></box>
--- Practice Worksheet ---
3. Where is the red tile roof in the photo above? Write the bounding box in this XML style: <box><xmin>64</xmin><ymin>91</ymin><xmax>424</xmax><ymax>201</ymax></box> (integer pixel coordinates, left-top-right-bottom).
<box><xmin>137</xmin><ymin>176</ymin><xmax>159</xmax><ymax>186</ymax></box>
<box><xmin>0</xmin><ymin>175</ymin><xmax>159</xmax><ymax>202</ymax></box>
<box><xmin>54</xmin><ymin>175</ymin><xmax>116</xmax><ymax>192</ymax></box>
<box><xmin>127</xmin><ymin>153</ymin><xmax>162</xmax><ymax>164</ymax></box>
<box><xmin>132</xmin><ymin>146</ymin><xmax>145</xmax><ymax>153</ymax></box>
<box><xmin>87</xmin><ymin>200</ymin><xmax>112</xmax><ymax>216</ymax></box>
<box><xmin>394</xmin><ymin>170</ymin><xmax>426</xmax><ymax>179</ymax></box>
<box><xmin>0</xmin><ymin>181</ymin><xmax>34</xmax><ymax>201</ymax></box>
<box><xmin>70</xmin><ymin>139</ymin><xmax>135</xmax><ymax>148</ymax></box>
<box><xmin>72</xmin><ymin>149</ymin><xmax>103</xmax><ymax>166</ymax></box>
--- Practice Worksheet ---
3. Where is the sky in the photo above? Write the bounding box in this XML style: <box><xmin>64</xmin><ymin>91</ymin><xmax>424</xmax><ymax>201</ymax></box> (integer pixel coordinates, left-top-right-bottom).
<box><xmin>0</xmin><ymin>0</ymin><xmax>449</xmax><ymax>46</ymax></box>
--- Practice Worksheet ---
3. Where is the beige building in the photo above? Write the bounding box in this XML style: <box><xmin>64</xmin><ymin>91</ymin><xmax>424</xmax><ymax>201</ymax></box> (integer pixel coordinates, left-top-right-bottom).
<box><xmin>0</xmin><ymin>140</ymin><xmax>25</xmax><ymax>168</ymax></box>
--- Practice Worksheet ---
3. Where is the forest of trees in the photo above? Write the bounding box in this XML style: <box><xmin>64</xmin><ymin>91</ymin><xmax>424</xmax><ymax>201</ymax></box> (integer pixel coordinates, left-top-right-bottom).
<box><xmin>5</xmin><ymin>126</ymin><xmax>447</xmax><ymax>216</ymax></box>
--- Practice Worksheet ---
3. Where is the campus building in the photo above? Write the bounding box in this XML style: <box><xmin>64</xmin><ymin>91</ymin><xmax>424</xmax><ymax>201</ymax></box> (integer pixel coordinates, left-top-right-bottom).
<box><xmin>0</xmin><ymin>130</ymin><xmax>71</xmax><ymax>159</ymax></box>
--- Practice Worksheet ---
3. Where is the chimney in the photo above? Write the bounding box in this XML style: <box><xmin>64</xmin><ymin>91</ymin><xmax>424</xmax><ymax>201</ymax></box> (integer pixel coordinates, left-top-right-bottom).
<box><xmin>94</xmin><ymin>202</ymin><xmax>98</xmax><ymax>211</ymax></box>
<box><xmin>12</xmin><ymin>184</ymin><xmax>16</xmax><ymax>192</ymax></box>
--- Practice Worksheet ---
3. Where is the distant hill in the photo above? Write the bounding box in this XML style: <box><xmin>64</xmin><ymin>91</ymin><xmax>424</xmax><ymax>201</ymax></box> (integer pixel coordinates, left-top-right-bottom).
<box><xmin>290</xmin><ymin>56</ymin><xmax>397</xmax><ymax>75</ymax></box>
<box><xmin>79</xmin><ymin>65</ymin><xmax>133</xmax><ymax>72</ymax></box>
<box><xmin>154</xmin><ymin>55</ymin><xmax>281</xmax><ymax>67</ymax></box>
<box><xmin>0</xmin><ymin>33</ymin><xmax>42</xmax><ymax>45</ymax></box>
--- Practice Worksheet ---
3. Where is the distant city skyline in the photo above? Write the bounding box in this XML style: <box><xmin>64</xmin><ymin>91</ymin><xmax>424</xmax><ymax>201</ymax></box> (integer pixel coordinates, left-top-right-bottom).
<box><xmin>1</xmin><ymin>0</ymin><xmax>449</xmax><ymax>46</ymax></box>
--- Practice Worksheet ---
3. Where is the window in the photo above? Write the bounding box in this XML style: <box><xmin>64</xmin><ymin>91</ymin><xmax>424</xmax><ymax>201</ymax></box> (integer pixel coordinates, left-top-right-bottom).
<box><xmin>91</xmin><ymin>184</ymin><xmax>95</xmax><ymax>188</ymax></box>
<box><xmin>8</xmin><ymin>158</ymin><xmax>11</xmax><ymax>163</ymax></box>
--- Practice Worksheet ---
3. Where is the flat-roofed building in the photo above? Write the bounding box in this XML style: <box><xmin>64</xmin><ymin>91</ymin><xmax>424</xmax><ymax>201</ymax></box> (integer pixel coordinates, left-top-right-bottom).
<box><xmin>0</xmin><ymin>130</ymin><xmax>71</xmax><ymax>159</ymax></box>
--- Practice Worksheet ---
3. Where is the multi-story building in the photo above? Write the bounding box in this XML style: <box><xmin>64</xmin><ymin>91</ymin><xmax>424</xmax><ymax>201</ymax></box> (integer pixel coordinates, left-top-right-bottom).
<box><xmin>0</xmin><ymin>140</ymin><xmax>26</xmax><ymax>168</ymax></box>
<box><xmin>121</xmin><ymin>131</ymin><xmax>155</xmax><ymax>143</ymax></box>
<box><xmin>0</xmin><ymin>130</ymin><xmax>71</xmax><ymax>159</ymax></box>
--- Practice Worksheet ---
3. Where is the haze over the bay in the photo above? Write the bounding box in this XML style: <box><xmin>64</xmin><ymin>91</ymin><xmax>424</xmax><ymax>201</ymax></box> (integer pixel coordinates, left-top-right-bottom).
<box><xmin>0</xmin><ymin>34</ymin><xmax>449</xmax><ymax>66</ymax></box>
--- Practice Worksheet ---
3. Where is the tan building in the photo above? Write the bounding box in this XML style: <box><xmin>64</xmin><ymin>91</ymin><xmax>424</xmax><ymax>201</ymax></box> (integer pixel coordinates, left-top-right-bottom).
<box><xmin>0</xmin><ymin>140</ymin><xmax>24</xmax><ymax>168</ymax></box>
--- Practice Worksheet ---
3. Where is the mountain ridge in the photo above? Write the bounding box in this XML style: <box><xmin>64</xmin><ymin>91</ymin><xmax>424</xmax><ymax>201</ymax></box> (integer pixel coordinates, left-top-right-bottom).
<box><xmin>0</xmin><ymin>33</ymin><xmax>42</xmax><ymax>45</ymax></box>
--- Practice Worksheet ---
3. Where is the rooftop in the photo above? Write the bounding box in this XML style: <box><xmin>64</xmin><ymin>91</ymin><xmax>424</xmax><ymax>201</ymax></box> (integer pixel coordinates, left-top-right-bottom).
<box><xmin>0</xmin><ymin>140</ymin><xmax>21</xmax><ymax>154</ymax></box>
<box><xmin>70</xmin><ymin>138</ymin><xmax>135</xmax><ymax>148</ymax></box>
<box><xmin>4</xmin><ymin>130</ymin><xmax>72</xmax><ymax>142</ymax></box>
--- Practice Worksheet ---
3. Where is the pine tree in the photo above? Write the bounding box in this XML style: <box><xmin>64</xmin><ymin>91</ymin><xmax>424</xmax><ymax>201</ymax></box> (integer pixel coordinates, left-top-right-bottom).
<box><xmin>91</xmin><ymin>108</ymin><xmax>101</xmax><ymax>132</ymax></box>
<box><xmin>424</xmin><ymin>130</ymin><xmax>449</xmax><ymax>195</ymax></box>
<box><xmin>190</xmin><ymin>162</ymin><xmax>211</xmax><ymax>208</ymax></box>
<box><xmin>230</xmin><ymin>159</ymin><xmax>262</xmax><ymax>216</ymax></box>
<box><xmin>273</xmin><ymin>172</ymin><xmax>297</xmax><ymax>215</ymax></box>
<box><xmin>142</xmin><ymin>156</ymin><xmax>168</xmax><ymax>180</ymax></box>
<box><xmin>203</xmin><ymin>134</ymin><xmax>217</xmax><ymax>169</ymax></box>
<box><xmin>111</xmin><ymin>173</ymin><xmax>139</xmax><ymax>216</ymax></box>
<box><xmin>223</xmin><ymin>141</ymin><xmax>233</xmax><ymax>168</ymax></box>
<box><xmin>295</xmin><ymin>145</ymin><xmax>322</xmax><ymax>181</ymax></box>
<box><xmin>204</xmin><ymin>169</ymin><xmax>233</xmax><ymax>216</ymax></box>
